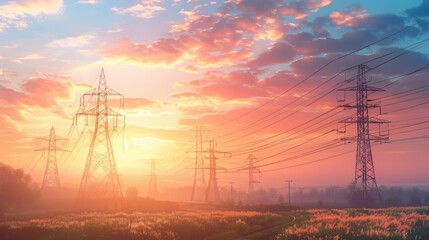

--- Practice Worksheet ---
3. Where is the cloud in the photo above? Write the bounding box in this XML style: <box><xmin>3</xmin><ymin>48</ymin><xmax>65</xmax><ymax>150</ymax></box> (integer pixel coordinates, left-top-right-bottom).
<box><xmin>13</xmin><ymin>54</ymin><xmax>44</xmax><ymax>64</ymax></box>
<box><xmin>284</xmin><ymin>30</ymin><xmax>380</xmax><ymax>55</ymax></box>
<box><xmin>21</xmin><ymin>78</ymin><xmax>74</xmax><ymax>100</ymax></box>
<box><xmin>47</xmin><ymin>34</ymin><xmax>94</xmax><ymax>48</ymax></box>
<box><xmin>100</xmin><ymin>0</ymin><xmax>333</xmax><ymax>69</ymax></box>
<box><xmin>4</xmin><ymin>43</ymin><xmax>19</xmax><ymax>49</ymax></box>
<box><xmin>111</xmin><ymin>1</ymin><xmax>165</xmax><ymax>19</ymax></box>
<box><xmin>173</xmin><ymin>71</ymin><xmax>269</xmax><ymax>101</ymax></box>
<box><xmin>100</xmin><ymin>7</ymin><xmax>258</xmax><ymax>67</ymax></box>
<box><xmin>0</xmin><ymin>75</ymin><xmax>91</xmax><ymax>142</ymax></box>
<box><xmin>107</xmin><ymin>27</ymin><xmax>123</xmax><ymax>33</ymax></box>
<box><xmin>0</xmin><ymin>0</ymin><xmax>63</xmax><ymax>31</ymax></box>
<box><xmin>119</xmin><ymin>97</ymin><xmax>155</xmax><ymax>109</ymax></box>
<box><xmin>247</xmin><ymin>42</ymin><xmax>297</xmax><ymax>68</ymax></box>
<box><xmin>406</xmin><ymin>0</ymin><xmax>429</xmax><ymax>18</ymax></box>
<box><xmin>99</xmin><ymin>37</ymin><xmax>184</xmax><ymax>66</ymax></box>
<box><xmin>330</xmin><ymin>8</ymin><xmax>368</xmax><ymax>27</ymax></box>
<box><xmin>78</xmin><ymin>0</ymin><xmax>100</xmax><ymax>4</ymax></box>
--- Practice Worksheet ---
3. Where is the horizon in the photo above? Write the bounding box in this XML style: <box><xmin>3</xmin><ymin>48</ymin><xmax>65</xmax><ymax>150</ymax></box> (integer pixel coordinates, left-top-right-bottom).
<box><xmin>1</xmin><ymin>0</ymin><xmax>429</xmax><ymax>203</ymax></box>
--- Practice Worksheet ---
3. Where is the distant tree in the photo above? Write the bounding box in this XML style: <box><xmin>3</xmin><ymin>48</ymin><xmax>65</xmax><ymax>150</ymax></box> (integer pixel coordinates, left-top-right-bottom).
<box><xmin>409</xmin><ymin>187</ymin><xmax>422</xmax><ymax>206</ymax></box>
<box><xmin>0</xmin><ymin>163</ymin><xmax>39</xmax><ymax>218</ymax></box>
<box><xmin>346</xmin><ymin>181</ymin><xmax>378</xmax><ymax>208</ymax></box>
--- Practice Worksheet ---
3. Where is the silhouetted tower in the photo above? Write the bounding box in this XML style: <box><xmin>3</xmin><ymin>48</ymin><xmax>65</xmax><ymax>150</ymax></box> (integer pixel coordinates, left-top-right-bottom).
<box><xmin>74</xmin><ymin>69</ymin><xmax>125</xmax><ymax>209</ymax></box>
<box><xmin>205</xmin><ymin>140</ymin><xmax>231</xmax><ymax>202</ymax></box>
<box><xmin>190</xmin><ymin>126</ymin><xmax>206</xmax><ymax>201</ymax></box>
<box><xmin>35</xmin><ymin>126</ymin><xmax>67</xmax><ymax>191</ymax></box>
<box><xmin>337</xmin><ymin>64</ymin><xmax>389</xmax><ymax>207</ymax></box>
<box><xmin>247</xmin><ymin>154</ymin><xmax>260</xmax><ymax>203</ymax></box>
<box><xmin>147</xmin><ymin>159</ymin><xmax>159</xmax><ymax>199</ymax></box>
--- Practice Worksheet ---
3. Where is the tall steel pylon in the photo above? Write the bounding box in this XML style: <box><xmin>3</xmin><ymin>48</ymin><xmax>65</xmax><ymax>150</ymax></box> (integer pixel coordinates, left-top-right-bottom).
<box><xmin>35</xmin><ymin>126</ymin><xmax>67</xmax><ymax>192</ymax></box>
<box><xmin>337</xmin><ymin>64</ymin><xmax>389</xmax><ymax>207</ymax></box>
<box><xmin>74</xmin><ymin>68</ymin><xmax>125</xmax><ymax>209</ymax></box>
<box><xmin>147</xmin><ymin>159</ymin><xmax>159</xmax><ymax>199</ymax></box>
<box><xmin>190</xmin><ymin>126</ymin><xmax>206</xmax><ymax>201</ymax></box>
<box><xmin>247</xmin><ymin>154</ymin><xmax>260</xmax><ymax>203</ymax></box>
<box><xmin>205</xmin><ymin>140</ymin><xmax>231</xmax><ymax>202</ymax></box>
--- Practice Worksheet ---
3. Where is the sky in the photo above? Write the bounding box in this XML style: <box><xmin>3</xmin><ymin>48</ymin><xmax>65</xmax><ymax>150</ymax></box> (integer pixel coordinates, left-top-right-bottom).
<box><xmin>1</xmin><ymin>0</ymin><xmax>429</xmax><ymax>199</ymax></box>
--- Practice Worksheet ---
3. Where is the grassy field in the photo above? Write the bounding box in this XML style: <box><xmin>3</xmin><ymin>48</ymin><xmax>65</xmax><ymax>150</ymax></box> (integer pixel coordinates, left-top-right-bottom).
<box><xmin>276</xmin><ymin>207</ymin><xmax>429</xmax><ymax>240</ymax></box>
<box><xmin>0</xmin><ymin>210</ymin><xmax>299</xmax><ymax>240</ymax></box>
<box><xmin>0</xmin><ymin>207</ymin><xmax>428</xmax><ymax>240</ymax></box>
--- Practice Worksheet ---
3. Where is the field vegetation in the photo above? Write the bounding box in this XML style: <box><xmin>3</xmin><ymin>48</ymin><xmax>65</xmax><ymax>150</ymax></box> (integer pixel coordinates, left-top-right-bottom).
<box><xmin>277</xmin><ymin>207</ymin><xmax>429</xmax><ymax>240</ymax></box>
<box><xmin>1</xmin><ymin>207</ymin><xmax>428</xmax><ymax>239</ymax></box>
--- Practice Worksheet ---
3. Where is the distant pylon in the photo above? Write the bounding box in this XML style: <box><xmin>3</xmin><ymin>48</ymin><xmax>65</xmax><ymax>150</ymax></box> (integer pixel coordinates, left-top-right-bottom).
<box><xmin>147</xmin><ymin>159</ymin><xmax>159</xmax><ymax>199</ymax></box>
<box><xmin>74</xmin><ymin>69</ymin><xmax>125</xmax><ymax>209</ymax></box>
<box><xmin>190</xmin><ymin>126</ymin><xmax>206</xmax><ymax>201</ymax></box>
<box><xmin>205</xmin><ymin>140</ymin><xmax>231</xmax><ymax>202</ymax></box>
<box><xmin>247</xmin><ymin>154</ymin><xmax>260</xmax><ymax>203</ymax></box>
<box><xmin>35</xmin><ymin>126</ymin><xmax>67</xmax><ymax>192</ymax></box>
<box><xmin>337</xmin><ymin>64</ymin><xmax>390</xmax><ymax>207</ymax></box>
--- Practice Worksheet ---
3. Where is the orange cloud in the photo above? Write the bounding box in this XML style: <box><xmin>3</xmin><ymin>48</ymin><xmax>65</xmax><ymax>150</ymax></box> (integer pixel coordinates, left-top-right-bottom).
<box><xmin>330</xmin><ymin>9</ymin><xmax>368</xmax><ymax>27</ymax></box>
<box><xmin>307</xmin><ymin>0</ymin><xmax>331</xmax><ymax>10</ymax></box>
<box><xmin>99</xmin><ymin>4</ymin><xmax>273</xmax><ymax>68</ymax></box>
<box><xmin>278</xmin><ymin>6</ymin><xmax>308</xmax><ymax>19</ymax></box>
<box><xmin>99</xmin><ymin>37</ymin><xmax>184</xmax><ymax>67</ymax></box>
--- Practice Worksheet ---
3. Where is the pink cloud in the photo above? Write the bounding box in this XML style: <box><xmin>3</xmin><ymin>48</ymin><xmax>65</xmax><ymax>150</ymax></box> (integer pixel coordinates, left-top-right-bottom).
<box><xmin>99</xmin><ymin>37</ymin><xmax>184</xmax><ymax>66</ymax></box>
<box><xmin>330</xmin><ymin>8</ymin><xmax>368</xmax><ymax>27</ymax></box>
<box><xmin>100</xmin><ymin>0</ymin><xmax>301</xmax><ymax>68</ymax></box>
<box><xmin>99</xmin><ymin>13</ymin><xmax>256</xmax><ymax>67</ymax></box>
<box><xmin>278</xmin><ymin>6</ymin><xmax>307</xmax><ymax>19</ymax></box>
<box><xmin>306</xmin><ymin>0</ymin><xmax>331</xmax><ymax>10</ymax></box>
<box><xmin>173</xmin><ymin>71</ymin><xmax>268</xmax><ymax>101</ymax></box>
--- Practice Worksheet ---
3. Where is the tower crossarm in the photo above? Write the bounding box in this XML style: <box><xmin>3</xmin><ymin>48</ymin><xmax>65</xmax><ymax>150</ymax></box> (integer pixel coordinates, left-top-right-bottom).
<box><xmin>339</xmin><ymin>103</ymin><xmax>380</xmax><ymax>109</ymax></box>
<box><xmin>337</xmin><ymin>86</ymin><xmax>386</xmax><ymax>92</ymax></box>
<box><xmin>35</xmin><ymin>146</ymin><xmax>69</xmax><ymax>152</ymax></box>
<box><xmin>339</xmin><ymin>117</ymin><xmax>390</xmax><ymax>124</ymax></box>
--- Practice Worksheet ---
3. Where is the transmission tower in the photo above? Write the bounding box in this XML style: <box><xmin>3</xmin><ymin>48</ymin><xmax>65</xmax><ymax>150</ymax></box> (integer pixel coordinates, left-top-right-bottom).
<box><xmin>247</xmin><ymin>154</ymin><xmax>260</xmax><ymax>203</ymax></box>
<box><xmin>190</xmin><ymin>126</ymin><xmax>207</xmax><ymax>201</ymax></box>
<box><xmin>147</xmin><ymin>159</ymin><xmax>159</xmax><ymax>199</ymax></box>
<box><xmin>35</xmin><ymin>126</ymin><xmax>67</xmax><ymax>192</ymax></box>
<box><xmin>205</xmin><ymin>140</ymin><xmax>231</xmax><ymax>202</ymax></box>
<box><xmin>74</xmin><ymin>68</ymin><xmax>125</xmax><ymax>209</ymax></box>
<box><xmin>337</xmin><ymin>64</ymin><xmax>389</xmax><ymax>207</ymax></box>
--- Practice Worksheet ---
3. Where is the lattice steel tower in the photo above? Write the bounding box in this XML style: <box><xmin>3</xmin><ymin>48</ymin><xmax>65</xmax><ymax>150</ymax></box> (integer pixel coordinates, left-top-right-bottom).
<box><xmin>337</xmin><ymin>64</ymin><xmax>389</xmax><ymax>207</ymax></box>
<box><xmin>205</xmin><ymin>140</ymin><xmax>231</xmax><ymax>202</ymax></box>
<box><xmin>74</xmin><ymin>69</ymin><xmax>125</xmax><ymax>209</ymax></box>
<box><xmin>35</xmin><ymin>126</ymin><xmax>67</xmax><ymax>192</ymax></box>
<box><xmin>147</xmin><ymin>159</ymin><xmax>159</xmax><ymax>199</ymax></box>
<box><xmin>247</xmin><ymin>154</ymin><xmax>260</xmax><ymax>203</ymax></box>
<box><xmin>190</xmin><ymin>126</ymin><xmax>206</xmax><ymax>201</ymax></box>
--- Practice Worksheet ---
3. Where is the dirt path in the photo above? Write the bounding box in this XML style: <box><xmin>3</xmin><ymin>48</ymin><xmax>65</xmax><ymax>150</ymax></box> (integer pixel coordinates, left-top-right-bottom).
<box><xmin>231</xmin><ymin>213</ymin><xmax>297</xmax><ymax>240</ymax></box>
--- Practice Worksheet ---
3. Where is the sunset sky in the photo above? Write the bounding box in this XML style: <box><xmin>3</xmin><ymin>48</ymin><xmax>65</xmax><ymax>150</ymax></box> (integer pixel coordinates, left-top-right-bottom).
<box><xmin>1</xmin><ymin>0</ymin><xmax>429</xmax><ymax>198</ymax></box>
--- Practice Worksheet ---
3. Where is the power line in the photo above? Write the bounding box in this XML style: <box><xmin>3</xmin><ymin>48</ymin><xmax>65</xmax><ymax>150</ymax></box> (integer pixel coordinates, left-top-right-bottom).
<box><xmin>214</xmin><ymin>25</ymin><xmax>416</xmax><ymax>128</ymax></box>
